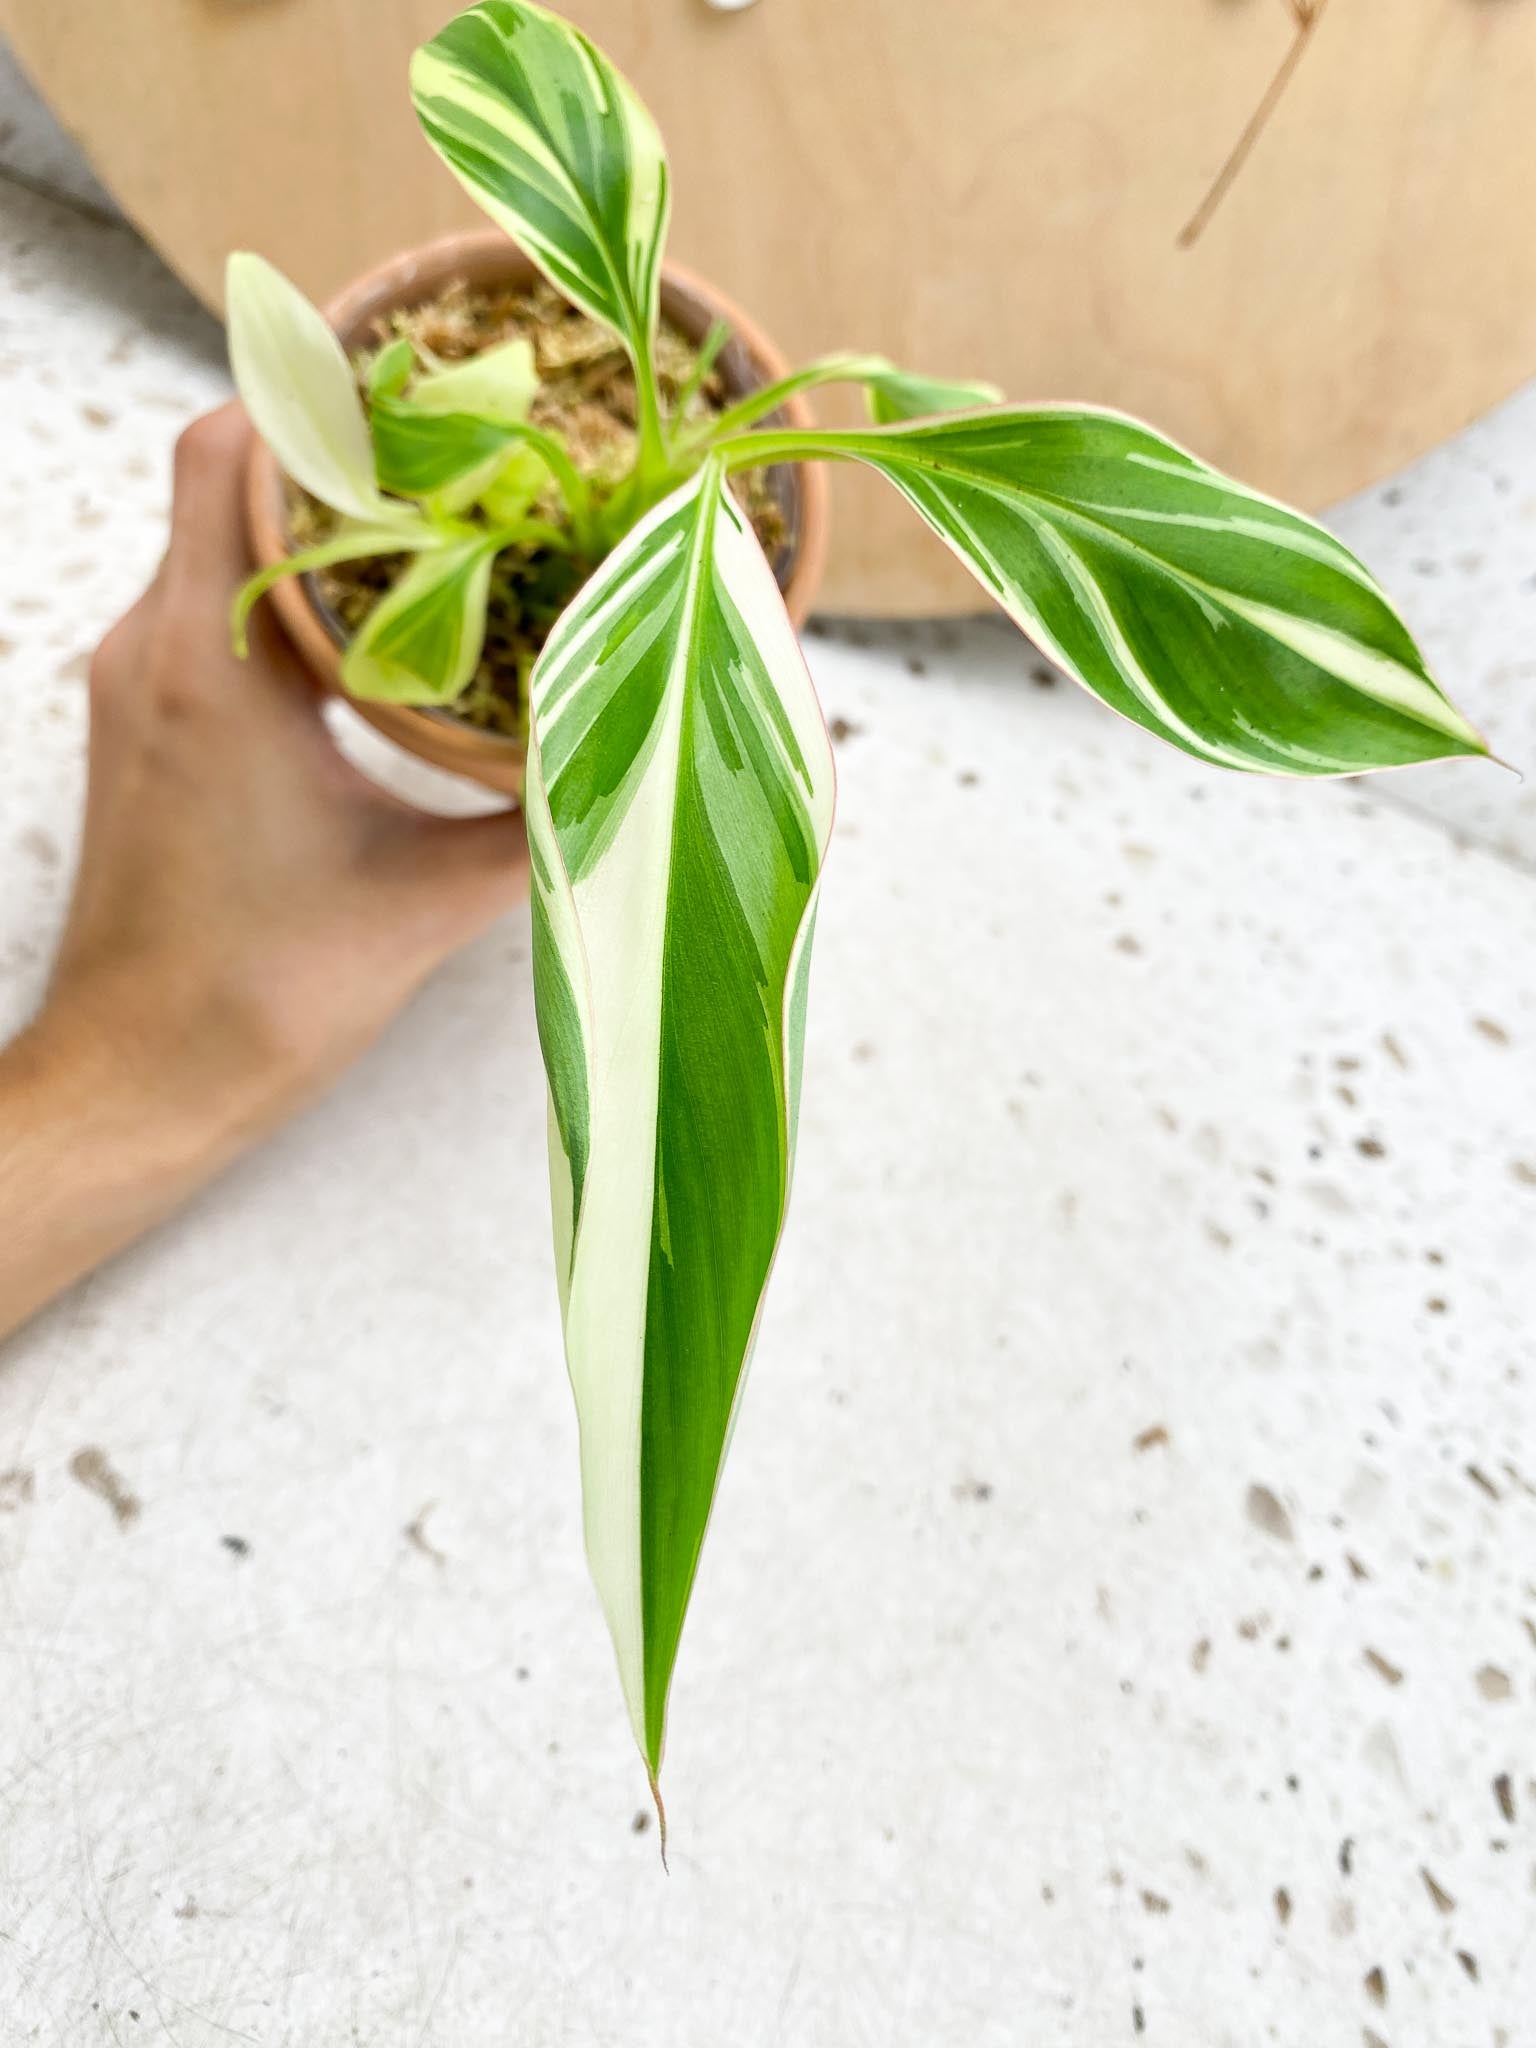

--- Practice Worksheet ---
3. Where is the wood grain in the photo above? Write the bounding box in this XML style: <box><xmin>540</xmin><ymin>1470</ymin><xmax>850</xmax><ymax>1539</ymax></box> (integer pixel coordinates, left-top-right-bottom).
<box><xmin>5</xmin><ymin>0</ymin><xmax>1534</xmax><ymax>613</ymax></box>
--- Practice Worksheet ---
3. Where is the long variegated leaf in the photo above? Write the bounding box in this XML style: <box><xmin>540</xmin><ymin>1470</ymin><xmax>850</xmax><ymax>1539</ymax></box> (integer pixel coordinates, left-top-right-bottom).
<box><xmin>750</xmin><ymin>409</ymin><xmax>1483</xmax><ymax>775</ymax></box>
<box><xmin>410</xmin><ymin>0</ymin><xmax>668</xmax><ymax>369</ymax></box>
<box><xmin>524</xmin><ymin>462</ymin><xmax>835</xmax><ymax>1791</ymax></box>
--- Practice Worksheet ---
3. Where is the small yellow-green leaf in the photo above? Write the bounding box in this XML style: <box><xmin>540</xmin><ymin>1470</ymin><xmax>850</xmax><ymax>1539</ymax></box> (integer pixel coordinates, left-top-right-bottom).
<box><xmin>410</xmin><ymin>337</ymin><xmax>538</xmax><ymax>423</ymax></box>
<box><xmin>476</xmin><ymin>441</ymin><xmax>550</xmax><ymax>524</ymax></box>
<box><xmin>340</xmin><ymin>536</ymin><xmax>499</xmax><ymax>703</ymax></box>
<box><xmin>367</xmin><ymin>336</ymin><xmax>417</xmax><ymax>401</ymax></box>
<box><xmin>226</xmin><ymin>252</ymin><xmax>409</xmax><ymax>527</ymax></box>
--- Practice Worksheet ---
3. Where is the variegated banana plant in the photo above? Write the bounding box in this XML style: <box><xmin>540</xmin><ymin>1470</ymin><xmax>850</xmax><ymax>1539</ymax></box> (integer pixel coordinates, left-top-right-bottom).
<box><xmin>230</xmin><ymin>0</ymin><xmax>1486</xmax><ymax>1827</ymax></box>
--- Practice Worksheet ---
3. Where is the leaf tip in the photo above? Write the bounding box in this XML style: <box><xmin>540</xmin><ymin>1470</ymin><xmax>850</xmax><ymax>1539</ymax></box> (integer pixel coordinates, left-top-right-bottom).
<box><xmin>225</xmin><ymin>248</ymin><xmax>275</xmax><ymax>300</ymax></box>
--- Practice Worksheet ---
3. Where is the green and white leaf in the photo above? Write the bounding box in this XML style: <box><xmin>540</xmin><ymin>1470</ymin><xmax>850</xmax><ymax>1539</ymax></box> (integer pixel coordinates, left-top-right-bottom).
<box><xmin>226</xmin><ymin>252</ymin><xmax>414</xmax><ymax>529</ymax></box>
<box><xmin>371</xmin><ymin>392</ymin><xmax>531</xmax><ymax>500</ymax></box>
<box><xmin>796</xmin><ymin>408</ymin><xmax>1483</xmax><ymax>774</ymax></box>
<box><xmin>339</xmin><ymin>534</ymin><xmax>500</xmax><ymax>702</ymax></box>
<box><xmin>524</xmin><ymin>461</ymin><xmax>835</xmax><ymax>1789</ymax></box>
<box><xmin>411</xmin><ymin>0</ymin><xmax>668</xmax><ymax>369</ymax></box>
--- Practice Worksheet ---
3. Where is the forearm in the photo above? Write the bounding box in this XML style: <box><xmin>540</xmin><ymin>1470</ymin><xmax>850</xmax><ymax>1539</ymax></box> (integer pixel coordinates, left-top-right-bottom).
<box><xmin>0</xmin><ymin>1015</ymin><xmax>236</xmax><ymax>1341</ymax></box>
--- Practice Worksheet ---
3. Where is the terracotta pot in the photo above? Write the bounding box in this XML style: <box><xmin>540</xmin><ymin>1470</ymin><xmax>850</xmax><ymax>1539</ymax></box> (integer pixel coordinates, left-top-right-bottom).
<box><xmin>243</xmin><ymin>229</ymin><xmax>829</xmax><ymax>799</ymax></box>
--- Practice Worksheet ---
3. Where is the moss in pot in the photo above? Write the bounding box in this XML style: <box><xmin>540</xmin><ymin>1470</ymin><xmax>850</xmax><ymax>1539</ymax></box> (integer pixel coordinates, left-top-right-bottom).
<box><xmin>299</xmin><ymin>274</ymin><xmax>792</xmax><ymax>743</ymax></box>
<box><xmin>228</xmin><ymin>0</ymin><xmax>1488</xmax><ymax>1837</ymax></box>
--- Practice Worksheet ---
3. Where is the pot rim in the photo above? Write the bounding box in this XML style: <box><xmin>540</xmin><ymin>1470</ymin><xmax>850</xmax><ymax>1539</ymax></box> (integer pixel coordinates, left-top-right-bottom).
<box><xmin>242</xmin><ymin>227</ymin><xmax>829</xmax><ymax>797</ymax></box>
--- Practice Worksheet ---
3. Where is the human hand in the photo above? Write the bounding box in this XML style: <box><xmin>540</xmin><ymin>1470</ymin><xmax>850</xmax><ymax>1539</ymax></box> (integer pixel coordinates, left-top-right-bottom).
<box><xmin>0</xmin><ymin>402</ymin><xmax>529</xmax><ymax>1338</ymax></box>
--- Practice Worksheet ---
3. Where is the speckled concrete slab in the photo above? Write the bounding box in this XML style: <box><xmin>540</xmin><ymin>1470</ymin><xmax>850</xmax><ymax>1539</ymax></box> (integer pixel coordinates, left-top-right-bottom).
<box><xmin>2</xmin><ymin>182</ymin><xmax>1534</xmax><ymax>2048</ymax></box>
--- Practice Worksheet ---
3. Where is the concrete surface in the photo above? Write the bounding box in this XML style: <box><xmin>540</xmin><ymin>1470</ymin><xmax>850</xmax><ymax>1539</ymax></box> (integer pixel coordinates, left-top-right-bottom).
<box><xmin>1</xmin><ymin>166</ymin><xmax>1534</xmax><ymax>2048</ymax></box>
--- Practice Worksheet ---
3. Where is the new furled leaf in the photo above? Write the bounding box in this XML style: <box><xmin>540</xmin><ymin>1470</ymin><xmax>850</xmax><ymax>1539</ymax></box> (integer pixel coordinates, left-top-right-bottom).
<box><xmin>524</xmin><ymin>462</ymin><xmax>835</xmax><ymax>1791</ymax></box>
<box><xmin>410</xmin><ymin>0</ymin><xmax>668</xmax><ymax>381</ymax></box>
<box><xmin>733</xmin><ymin>409</ymin><xmax>1484</xmax><ymax>775</ymax></box>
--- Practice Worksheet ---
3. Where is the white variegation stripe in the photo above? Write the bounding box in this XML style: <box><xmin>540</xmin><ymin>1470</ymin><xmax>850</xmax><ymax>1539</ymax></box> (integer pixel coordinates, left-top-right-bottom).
<box><xmin>1080</xmin><ymin>499</ymin><xmax>1375</xmax><ymax>582</ymax></box>
<box><xmin>1121</xmin><ymin>446</ymin><xmax>1396</xmax><ymax>592</ymax></box>
<box><xmin>1226</xmin><ymin>597</ymin><xmax>1484</xmax><ymax>747</ymax></box>
<box><xmin>1024</xmin><ymin>512</ymin><xmax>1264</xmax><ymax>772</ymax></box>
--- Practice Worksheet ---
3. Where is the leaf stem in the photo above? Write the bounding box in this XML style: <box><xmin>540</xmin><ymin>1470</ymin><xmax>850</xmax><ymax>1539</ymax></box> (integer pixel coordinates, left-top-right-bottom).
<box><xmin>698</xmin><ymin>356</ymin><xmax>888</xmax><ymax>449</ymax></box>
<box><xmin>492</xmin><ymin>424</ymin><xmax>597</xmax><ymax>547</ymax></box>
<box><xmin>716</xmin><ymin>425</ymin><xmax>864</xmax><ymax>473</ymax></box>
<box><xmin>631</xmin><ymin>332</ymin><xmax>669</xmax><ymax>489</ymax></box>
<box><xmin>667</xmin><ymin>318</ymin><xmax>731</xmax><ymax>445</ymax></box>
<box><xmin>486</xmin><ymin>518</ymin><xmax>578</xmax><ymax>555</ymax></box>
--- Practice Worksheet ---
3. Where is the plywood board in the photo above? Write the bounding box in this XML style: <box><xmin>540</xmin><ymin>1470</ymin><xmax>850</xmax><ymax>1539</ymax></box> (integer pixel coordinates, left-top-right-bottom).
<box><xmin>6</xmin><ymin>0</ymin><xmax>1535</xmax><ymax>614</ymax></box>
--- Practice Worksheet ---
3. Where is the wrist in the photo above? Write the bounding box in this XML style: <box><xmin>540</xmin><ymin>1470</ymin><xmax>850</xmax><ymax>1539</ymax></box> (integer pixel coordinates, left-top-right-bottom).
<box><xmin>0</xmin><ymin>1017</ymin><xmax>197</xmax><ymax>1339</ymax></box>
<box><xmin>0</xmin><ymin>981</ymin><xmax>313</xmax><ymax>1343</ymax></box>
<box><xmin>3</xmin><ymin>1008</ymin><xmax>214</xmax><ymax>1192</ymax></box>
<box><xmin>0</xmin><ymin>982</ymin><xmax>274</xmax><ymax>1259</ymax></box>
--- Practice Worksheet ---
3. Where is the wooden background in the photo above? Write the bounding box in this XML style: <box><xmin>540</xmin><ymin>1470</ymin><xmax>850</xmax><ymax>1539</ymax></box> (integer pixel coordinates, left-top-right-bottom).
<box><xmin>5</xmin><ymin>0</ymin><xmax>1534</xmax><ymax>613</ymax></box>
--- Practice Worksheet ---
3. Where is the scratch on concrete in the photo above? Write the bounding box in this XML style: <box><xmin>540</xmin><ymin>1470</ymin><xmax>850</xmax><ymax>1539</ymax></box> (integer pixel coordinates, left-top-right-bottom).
<box><xmin>404</xmin><ymin>1503</ymin><xmax>446</xmax><ymax>1567</ymax></box>
<box><xmin>0</xmin><ymin>1467</ymin><xmax>35</xmax><ymax>1511</ymax></box>
<box><xmin>68</xmin><ymin>1447</ymin><xmax>141</xmax><ymax>1527</ymax></box>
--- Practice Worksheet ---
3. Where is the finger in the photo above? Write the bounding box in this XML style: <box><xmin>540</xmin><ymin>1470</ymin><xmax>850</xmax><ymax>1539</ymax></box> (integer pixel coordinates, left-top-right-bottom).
<box><xmin>159</xmin><ymin>401</ymin><xmax>339</xmax><ymax>730</ymax></box>
<box><xmin>164</xmin><ymin>402</ymin><xmax>254</xmax><ymax>591</ymax></box>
